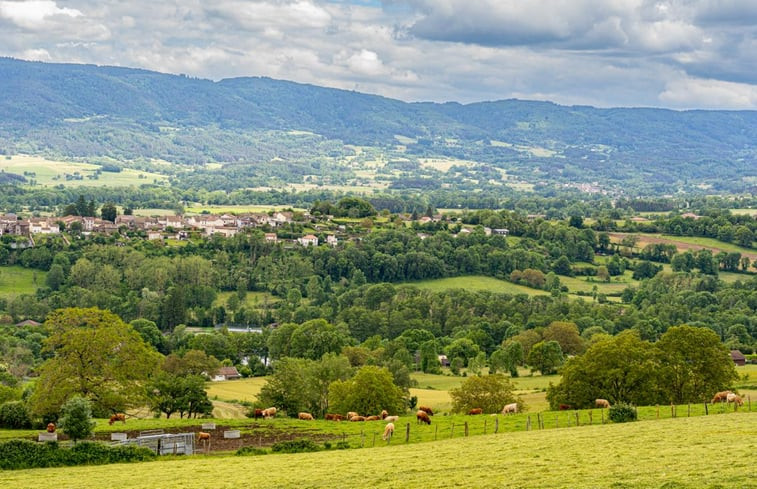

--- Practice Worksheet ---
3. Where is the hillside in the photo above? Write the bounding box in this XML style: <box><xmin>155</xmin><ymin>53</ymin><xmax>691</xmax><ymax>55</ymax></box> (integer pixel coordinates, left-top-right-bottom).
<box><xmin>1</xmin><ymin>57</ymin><xmax>757</xmax><ymax>195</ymax></box>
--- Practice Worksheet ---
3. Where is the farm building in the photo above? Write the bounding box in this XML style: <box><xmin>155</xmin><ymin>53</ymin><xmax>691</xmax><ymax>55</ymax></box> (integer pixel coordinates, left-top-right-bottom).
<box><xmin>213</xmin><ymin>366</ymin><xmax>242</xmax><ymax>381</ymax></box>
<box><xmin>730</xmin><ymin>350</ymin><xmax>746</xmax><ymax>366</ymax></box>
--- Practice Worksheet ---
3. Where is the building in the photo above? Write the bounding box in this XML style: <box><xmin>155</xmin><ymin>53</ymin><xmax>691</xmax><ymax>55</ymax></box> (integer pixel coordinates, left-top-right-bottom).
<box><xmin>298</xmin><ymin>234</ymin><xmax>319</xmax><ymax>247</ymax></box>
<box><xmin>213</xmin><ymin>366</ymin><xmax>242</xmax><ymax>381</ymax></box>
<box><xmin>730</xmin><ymin>350</ymin><xmax>746</xmax><ymax>367</ymax></box>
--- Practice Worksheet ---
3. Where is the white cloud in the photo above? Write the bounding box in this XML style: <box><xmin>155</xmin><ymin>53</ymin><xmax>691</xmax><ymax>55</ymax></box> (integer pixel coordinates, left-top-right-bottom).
<box><xmin>0</xmin><ymin>0</ymin><xmax>81</xmax><ymax>29</ymax></box>
<box><xmin>659</xmin><ymin>76</ymin><xmax>757</xmax><ymax>108</ymax></box>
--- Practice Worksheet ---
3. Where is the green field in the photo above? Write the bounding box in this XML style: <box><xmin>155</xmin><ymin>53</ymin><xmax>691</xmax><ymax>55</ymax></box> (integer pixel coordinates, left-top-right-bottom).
<box><xmin>0</xmin><ymin>155</ymin><xmax>167</xmax><ymax>187</ymax></box>
<box><xmin>0</xmin><ymin>266</ymin><xmax>45</xmax><ymax>297</ymax></box>
<box><xmin>4</xmin><ymin>413</ymin><xmax>754</xmax><ymax>488</ymax></box>
<box><xmin>206</xmin><ymin>377</ymin><xmax>267</xmax><ymax>403</ymax></box>
<box><xmin>183</xmin><ymin>204</ymin><xmax>305</xmax><ymax>214</ymax></box>
<box><xmin>408</xmin><ymin>275</ymin><xmax>548</xmax><ymax>296</ymax></box>
<box><xmin>212</xmin><ymin>291</ymin><xmax>279</xmax><ymax>311</ymax></box>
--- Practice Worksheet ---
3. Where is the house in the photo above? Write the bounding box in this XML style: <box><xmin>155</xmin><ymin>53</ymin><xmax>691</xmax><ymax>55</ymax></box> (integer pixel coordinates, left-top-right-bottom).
<box><xmin>15</xmin><ymin>319</ymin><xmax>42</xmax><ymax>327</ymax></box>
<box><xmin>492</xmin><ymin>228</ymin><xmax>509</xmax><ymax>236</ymax></box>
<box><xmin>298</xmin><ymin>234</ymin><xmax>319</xmax><ymax>247</ymax></box>
<box><xmin>146</xmin><ymin>231</ymin><xmax>162</xmax><ymax>240</ymax></box>
<box><xmin>264</xmin><ymin>233</ymin><xmax>278</xmax><ymax>243</ymax></box>
<box><xmin>213</xmin><ymin>366</ymin><xmax>242</xmax><ymax>381</ymax></box>
<box><xmin>326</xmin><ymin>235</ymin><xmax>338</xmax><ymax>247</ymax></box>
<box><xmin>730</xmin><ymin>350</ymin><xmax>746</xmax><ymax>367</ymax></box>
<box><xmin>438</xmin><ymin>355</ymin><xmax>450</xmax><ymax>367</ymax></box>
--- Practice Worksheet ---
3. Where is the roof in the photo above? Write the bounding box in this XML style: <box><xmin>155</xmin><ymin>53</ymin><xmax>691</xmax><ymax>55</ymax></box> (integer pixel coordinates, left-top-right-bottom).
<box><xmin>730</xmin><ymin>350</ymin><xmax>746</xmax><ymax>361</ymax></box>
<box><xmin>15</xmin><ymin>319</ymin><xmax>41</xmax><ymax>327</ymax></box>
<box><xmin>217</xmin><ymin>366</ymin><xmax>241</xmax><ymax>377</ymax></box>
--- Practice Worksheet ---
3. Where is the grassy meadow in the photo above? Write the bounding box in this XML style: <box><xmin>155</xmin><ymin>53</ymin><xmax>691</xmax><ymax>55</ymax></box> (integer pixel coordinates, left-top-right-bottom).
<box><xmin>0</xmin><ymin>155</ymin><xmax>167</xmax><ymax>187</ymax></box>
<box><xmin>408</xmin><ymin>275</ymin><xmax>549</xmax><ymax>296</ymax></box>
<box><xmin>0</xmin><ymin>265</ymin><xmax>45</xmax><ymax>297</ymax></box>
<box><xmin>3</xmin><ymin>412</ymin><xmax>754</xmax><ymax>489</ymax></box>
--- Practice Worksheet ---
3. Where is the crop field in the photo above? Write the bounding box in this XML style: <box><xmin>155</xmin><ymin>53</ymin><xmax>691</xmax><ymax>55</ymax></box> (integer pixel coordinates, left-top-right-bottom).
<box><xmin>206</xmin><ymin>377</ymin><xmax>267</xmax><ymax>403</ymax></box>
<box><xmin>609</xmin><ymin>232</ymin><xmax>757</xmax><ymax>261</ymax></box>
<box><xmin>0</xmin><ymin>155</ymin><xmax>167</xmax><ymax>187</ymax></box>
<box><xmin>3</xmin><ymin>412</ymin><xmax>754</xmax><ymax>488</ymax></box>
<box><xmin>408</xmin><ymin>275</ymin><xmax>549</xmax><ymax>296</ymax></box>
<box><xmin>0</xmin><ymin>265</ymin><xmax>45</xmax><ymax>297</ymax></box>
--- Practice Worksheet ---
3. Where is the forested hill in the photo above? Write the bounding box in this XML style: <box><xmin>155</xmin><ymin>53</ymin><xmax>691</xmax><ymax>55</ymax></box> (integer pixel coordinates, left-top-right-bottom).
<box><xmin>2</xmin><ymin>57</ymin><xmax>757</xmax><ymax>193</ymax></box>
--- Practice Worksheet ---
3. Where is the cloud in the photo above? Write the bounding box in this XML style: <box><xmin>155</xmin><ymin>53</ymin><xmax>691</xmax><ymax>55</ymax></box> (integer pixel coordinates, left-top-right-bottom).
<box><xmin>0</xmin><ymin>0</ymin><xmax>81</xmax><ymax>29</ymax></box>
<box><xmin>659</xmin><ymin>76</ymin><xmax>757</xmax><ymax>109</ymax></box>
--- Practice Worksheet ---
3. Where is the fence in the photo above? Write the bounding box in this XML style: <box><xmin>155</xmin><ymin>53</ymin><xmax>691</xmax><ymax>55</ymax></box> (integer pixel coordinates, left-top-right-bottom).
<box><xmin>120</xmin><ymin>432</ymin><xmax>195</xmax><ymax>455</ymax></box>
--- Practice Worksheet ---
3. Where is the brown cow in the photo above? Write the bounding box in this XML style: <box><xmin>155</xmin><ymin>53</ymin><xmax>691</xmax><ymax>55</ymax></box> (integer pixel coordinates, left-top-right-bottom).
<box><xmin>298</xmin><ymin>412</ymin><xmax>314</xmax><ymax>420</ymax></box>
<box><xmin>416</xmin><ymin>410</ymin><xmax>431</xmax><ymax>425</ymax></box>
<box><xmin>325</xmin><ymin>413</ymin><xmax>344</xmax><ymax>421</ymax></box>
<box><xmin>382</xmin><ymin>422</ymin><xmax>395</xmax><ymax>441</ymax></box>
<box><xmin>365</xmin><ymin>415</ymin><xmax>380</xmax><ymax>421</ymax></box>
<box><xmin>595</xmin><ymin>399</ymin><xmax>610</xmax><ymax>409</ymax></box>
<box><xmin>262</xmin><ymin>407</ymin><xmax>277</xmax><ymax>419</ymax></box>
<box><xmin>46</xmin><ymin>423</ymin><xmax>56</xmax><ymax>433</ymax></box>
<box><xmin>558</xmin><ymin>404</ymin><xmax>572</xmax><ymax>411</ymax></box>
<box><xmin>383</xmin><ymin>415</ymin><xmax>399</xmax><ymax>422</ymax></box>
<box><xmin>347</xmin><ymin>411</ymin><xmax>359</xmax><ymax>420</ymax></box>
<box><xmin>468</xmin><ymin>408</ymin><xmax>483</xmax><ymax>415</ymax></box>
<box><xmin>380</xmin><ymin>409</ymin><xmax>389</xmax><ymax>419</ymax></box>
<box><xmin>418</xmin><ymin>405</ymin><xmax>434</xmax><ymax>416</ymax></box>
<box><xmin>726</xmin><ymin>393</ymin><xmax>743</xmax><ymax>406</ymax></box>
<box><xmin>350</xmin><ymin>415</ymin><xmax>366</xmax><ymax>422</ymax></box>
<box><xmin>108</xmin><ymin>413</ymin><xmax>126</xmax><ymax>425</ymax></box>
<box><xmin>252</xmin><ymin>408</ymin><xmax>264</xmax><ymax>419</ymax></box>
<box><xmin>198</xmin><ymin>431</ymin><xmax>211</xmax><ymax>441</ymax></box>
<box><xmin>711</xmin><ymin>391</ymin><xmax>732</xmax><ymax>404</ymax></box>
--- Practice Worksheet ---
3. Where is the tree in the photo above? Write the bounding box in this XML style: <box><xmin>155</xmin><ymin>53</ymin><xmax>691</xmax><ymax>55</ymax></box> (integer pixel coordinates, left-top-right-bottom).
<box><xmin>655</xmin><ymin>325</ymin><xmax>738</xmax><ymax>404</ymax></box>
<box><xmin>446</xmin><ymin>338</ymin><xmax>480</xmax><ymax>367</ymax></box>
<box><xmin>59</xmin><ymin>396</ymin><xmax>95</xmax><ymax>443</ymax></box>
<box><xmin>489</xmin><ymin>342</ymin><xmax>523</xmax><ymax>377</ymax></box>
<box><xmin>259</xmin><ymin>354</ymin><xmax>352</xmax><ymax>417</ymax></box>
<box><xmin>419</xmin><ymin>340</ymin><xmax>441</xmax><ymax>374</ymax></box>
<box><xmin>162</xmin><ymin>350</ymin><xmax>220</xmax><ymax>378</ymax></box>
<box><xmin>546</xmin><ymin>330</ymin><xmax>660</xmax><ymax>409</ymax></box>
<box><xmin>288</xmin><ymin>319</ymin><xmax>351</xmax><ymax>360</ymax></box>
<box><xmin>146</xmin><ymin>373</ymin><xmax>212</xmax><ymax>419</ymax></box>
<box><xmin>449</xmin><ymin>374</ymin><xmax>519</xmax><ymax>414</ymax></box>
<box><xmin>130</xmin><ymin>319</ymin><xmax>164</xmax><ymax>353</ymax></box>
<box><xmin>29</xmin><ymin>308</ymin><xmax>162</xmax><ymax>418</ymax></box>
<box><xmin>45</xmin><ymin>264</ymin><xmax>65</xmax><ymax>291</ymax></box>
<box><xmin>100</xmin><ymin>202</ymin><xmax>117</xmax><ymax>222</ymax></box>
<box><xmin>543</xmin><ymin>321</ymin><xmax>585</xmax><ymax>355</ymax></box>
<box><xmin>527</xmin><ymin>340</ymin><xmax>564</xmax><ymax>375</ymax></box>
<box><xmin>328</xmin><ymin>365</ymin><xmax>406</xmax><ymax>416</ymax></box>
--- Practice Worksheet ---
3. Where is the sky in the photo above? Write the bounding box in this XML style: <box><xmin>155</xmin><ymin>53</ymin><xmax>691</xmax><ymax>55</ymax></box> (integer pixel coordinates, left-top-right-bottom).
<box><xmin>2</xmin><ymin>0</ymin><xmax>757</xmax><ymax>109</ymax></box>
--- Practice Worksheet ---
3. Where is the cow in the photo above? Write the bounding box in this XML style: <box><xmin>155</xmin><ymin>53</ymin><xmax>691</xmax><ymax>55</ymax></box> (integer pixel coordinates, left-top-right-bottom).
<box><xmin>365</xmin><ymin>415</ymin><xmax>381</xmax><ymax>421</ymax></box>
<box><xmin>262</xmin><ymin>407</ymin><xmax>277</xmax><ymax>419</ymax></box>
<box><xmin>347</xmin><ymin>411</ymin><xmax>359</xmax><ymax>420</ymax></box>
<box><xmin>46</xmin><ymin>423</ymin><xmax>56</xmax><ymax>433</ymax></box>
<box><xmin>726</xmin><ymin>393</ymin><xmax>744</xmax><ymax>406</ymax></box>
<box><xmin>252</xmin><ymin>408</ymin><xmax>264</xmax><ymax>419</ymax></box>
<box><xmin>711</xmin><ymin>391</ymin><xmax>732</xmax><ymax>404</ymax></box>
<box><xmin>325</xmin><ymin>413</ymin><xmax>344</xmax><ymax>421</ymax></box>
<box><xmin>382</xmin><ymin>422</ymin><xmax>395</xmax><ymax>441</ymax></box>
<box><xmin>416</xmin><ymin>410</ymin><xmax>431</xmax><ymax>425</ymax></box>
<box><xmin>198</xmin><ymin>431</ymin><xmax>211</xmax><ymax>441</ymax></box>
<box><xmin>383</xmin><ymin>415</ymin><xmax>399</xmax><ymax>422</ymax></box>
<box><xmin>350</xmin><ymin>415</ymin><xmax>366</xmax><ymax>422</ymax></box>
<box><xmin>108</xmin><ymin>413</ymin><xmax>126</xmax><ymax>425</ymax></box>
<box><xmin>380</xmin><ymin>410</ymin><xmax>389</xmax><ymax>419</ymax></box>
<box><xmin>595</xmin><ymin>399</ymin><xmax>611</xmax><ymax>409</ymax></box>
<box><xmin>298</xmin><ymin>412</ymin><xmax>314</xmax><ymax>420</ymax></box>
<box><xmin>418</xmin><ymin>405</ymin><xmax>434</xmax><ymax>416</ymax></box>
<box><xmin>468</xmin><ymin>408</ymin><xmax>483</xmax><ymax>415</ymax></box>
<box><xmin>558</xmin><ymin>404</ymin><xmax>572</xmax><ymax>411</ymax></box>
<box><xmin>502</xmin><ymin>403</ymin><xmax>518</xmax><ymax>415</ymax></box>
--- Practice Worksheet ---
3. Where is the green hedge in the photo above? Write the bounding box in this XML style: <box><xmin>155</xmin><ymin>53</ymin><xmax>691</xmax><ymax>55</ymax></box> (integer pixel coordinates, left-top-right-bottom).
<box><xmin>270</xmin><ymin>439</ymin><xmax>321</xmax><ymax>454</ymax></box>
<box><xmin>0</xmin><ymin>440</ymin><xmax>156</xmax><ymax>470</ymax></box>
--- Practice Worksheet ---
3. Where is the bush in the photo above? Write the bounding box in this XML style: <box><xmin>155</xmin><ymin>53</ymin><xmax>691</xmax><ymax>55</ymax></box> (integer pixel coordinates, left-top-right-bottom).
<box><xmin>0</xmin><ymin>401</ymin><xmax>32</xmax><ymax>429</ymax></box>
<box><xmin>59</xmin><ymin>396</ymin><xmax>95</xmax><ymax>442</ymax></box>
<box><xmin>0</xmin><ymin>439</ymin><xmax>155</xmax><ymax>470</ymax></box>
<box><xmin>270</xmin><ymin>438</ymin><xmax>321</xmax><ymax>454</ymax></box>
<box><xmin>236</xmin><ymin>446</ymin><xmax>268</xmax><ymax>456</ymax></box>
<box><xmin>335</xmin><ymin>441</ymin><xmax>350</xmax><ymax>450</ymax></box>
<box><xmin>609</xmin><ymin>403</ymin><xmax>638</xmax><ymax>423</ymax></box>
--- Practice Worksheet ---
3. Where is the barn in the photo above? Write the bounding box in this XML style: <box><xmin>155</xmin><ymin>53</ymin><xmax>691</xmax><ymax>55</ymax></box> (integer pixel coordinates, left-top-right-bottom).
<box><xmin>213</xmin><ymin>366</ymin><xmax>242</xmax><ymax>381</ymax></box>
<box><xmin>730</xmin><ymin>350</ymin><xmax>746</xmax><ymax>367</ymax></box>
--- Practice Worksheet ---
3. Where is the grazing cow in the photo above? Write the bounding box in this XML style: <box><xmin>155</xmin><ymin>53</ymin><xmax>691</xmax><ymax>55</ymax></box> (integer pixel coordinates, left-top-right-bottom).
<box><xmin>711</xmin><ymin>391</ymin><xmax>732</xmax><ymax>404</ymax></box>
<box><xmin>350</xmin><ymin>415</ymin><xmax>366</xmax><ymax>422</ymax></box>
<box><xmin>726</xmin><ymin>393</ymin><xmax>744</xmax><ymax>406</ymax></box>
<box><xmin>595</xmin><ymin>399</ymin><xmax>611</xmax><ymax>409</ymax></box>
<box><xmin>468</xmin><ymin>408</ymin><xmax>483</xmax><ymax>415</ymax></box>
<box><xmin>262</xmin><ymin>407</ymin><xmax>277</xmax><ymax>419</ymax></box>
<box><xmin>252</xmin><ymin>408</ymin><xmax>264</xmax><ymax>419</ymax></box>
<box><xmin>383</xmin><ymin>415</ymin><xmax>399</xmax><ymax>422</ymax></box>
<box><xmin>347</xmin><ymin>411</ymin><xmax>359</xmax><ymax>420</ymax></box>
<box><xmin>502</xmin><ymin>403</ymin><xmax>518</xmax><ymax>415</ymax></box>
<box><xmin>108</xmin><ymin>413</ymin><xmax>126</xmax><ymax>425</ymax></box>
<box><xmin>46</xmin><ymin>423</ymin><xmax>56</xmax><ymax>433</ymax></box>
<box><xmin>365</xmin><ymin>415</ymin><xmax>380</xmax><ymax>421</ymax></box>
<box><xmin>380</xmin><ymin>410</ymin><xmax>389</xmax><ymax>419</ymax></box>
<box><xmin>418</xmin><ymin>405</ymin><xmax>434</xmax><ymax>416</ymax></box>
<box><xmin>298</xmin><ymin>412</ymin><xmax>314</xmax><ymax>420</ymax></box>
<box><xmin>325</xmin><ymin>413</ymin><xmax>343</xmax><ymax>421</ymax></box>
<box><xmin>416</xmin><ymin>410</ymin><xmax>431</xmax><ymax>425</ymax></box>
<box><xmin>382</xmin><ymin>422</ymin><xmax>395</xmax><ymax>441</ymax></box>
<box><xmin>198</xmin><ymin>431</ymin><xmax>211</xmax><ymax>441</ymax></box>
<box><xmin>558</xmin><ymin>404</ymin><xmax>572</xmax><ymax>411</ymax></box>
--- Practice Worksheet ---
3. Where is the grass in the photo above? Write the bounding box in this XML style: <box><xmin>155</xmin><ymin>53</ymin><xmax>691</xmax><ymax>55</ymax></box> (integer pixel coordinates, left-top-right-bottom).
<box><xmin>206</xmin><ymin>377</ymin><xmax>268</xmax><ymax>404</ymax></box>
<box><xmin>0</xmin><ymin>155</ymin><xmax>167</xmax><ymax>187</ymax></box>
<box><xmin>3</xmin><ymin>412</ymin><xmax>754</xmax><ymax>488</ymax></box>
<box><xmin>0</xmin><ymin>265</ymin><xmax>45</xmax><ymax>297</ymax></box>
<box><xmin>407</xmin><ymin>275</ymin><xmax>548</xmax><ymax>296</ymax></box>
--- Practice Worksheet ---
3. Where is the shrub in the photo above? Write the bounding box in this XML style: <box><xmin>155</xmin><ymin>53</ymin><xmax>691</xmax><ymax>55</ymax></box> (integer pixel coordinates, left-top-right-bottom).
<box><xmin>59</xmin><ymin>396</ymin><xmax>95</xmax><ymax>442</ymax></box>
<box><xmin>270</xmin><ymin>438</ymin><xmax>321</xmax><ymax>454</ymax></box>
<box><xmin>0</xmin><ymin>439</ymin><xmax>155</xmax><ymax>470</ymax></box>
<box><xmin>609</xmin><ymin>403</ymin><xmax>638</xmax><ymax>423</ymax></box>
<box><xmin>0</xmin><ymin>401</ymin><xmax>32</xmax><ymax>429</ymax></box>
<box><xmin>335</xmin><ymin>441</ymin><xmax>350</xmax><ymax>450</ymax></box>
<box><xmin>236</xmin><ymin>446</ymin><xmax>268</xmax><ymax>456</ymax></box>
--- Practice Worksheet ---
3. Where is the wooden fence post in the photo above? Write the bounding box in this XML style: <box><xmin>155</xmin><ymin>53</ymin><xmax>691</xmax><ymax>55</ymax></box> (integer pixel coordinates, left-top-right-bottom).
<box><xmin>748</xmin><ymin>395</ymin><xmax>751</xmax><ymax>412</ymax></box>
<box><xmin>484</xmin><ymin>418</ymin><xmax>487</xmax><ymax>434</ymax></box>
<box><xmin>588</xmin><ymin>411</ymin><xmax>593</xmax><ymax>425</ymax></box>
<box><xmin>671</xmin><ymin>404</ymin><xmax>675</xmax><ymax>418</ymax></box>
<box><xmin>464</xmin><ymin>422</ymin><xmax>469</xmax><ymax>437</ymax></box>
<box><xmin>405</xmin><ymin>423</ymin><xmax>410</xmax><ymax>443</ymax></box>
<box><xmin>494</xmin><ymin>417</ymin><xmax>499</xmax><ymax>434</ymax></box>
<box><xmin>434</xmin><ymin>424</ymin><xmax>438</xmax><ymax>440</ymax></box>
<box><xmin>526</xmin><ymin>415</ymin><xmax>531</xmax><ymax>431</ymax></box>
<box><xmin>575</xmin><ymin>411</ymin><xmax>580</xmax><ymax>426</ymax></box>
<box><xmin>704</xmin><ymin>402</ymin><xmax>708</xmax><ymax>415</ymax></box>
<box><xmin>361</xmin><ymin>429</ymin><xmax>365</xmax><ymax>448</ymax></box>
<box><xmin>451</xmin><ymin>423</ymin><xmax>455</xmax><ymax>439</ymax></box>
<box><xmin>372</xmin><ymin>433</ymin><xmax>376</xmax><ymax>447</ymax></box>
<box><xmin>656</xmin><ymin>405</ymin><xmax>660</xmax><ymax>419</ymax></box>
<box><xmin>556</xmin><ymin>415</ymin><xmax>559</xmax><ymax>429</ymax></box>
<box><xmin>601</xmin><ymin>410</ymin><xmax>604</xmax><ymax>424</ymax></box>
<box><xmin>687</xmin><ymin>404</ymin><xmax>691</xmax><ymax>417</ymax></box>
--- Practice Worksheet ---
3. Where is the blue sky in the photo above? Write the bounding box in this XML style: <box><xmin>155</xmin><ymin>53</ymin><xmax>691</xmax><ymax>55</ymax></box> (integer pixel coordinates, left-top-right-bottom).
<box><xmin>1</xmin><ymin>0</ymin><xmax>757</xmax><ymax>109</ymax></box>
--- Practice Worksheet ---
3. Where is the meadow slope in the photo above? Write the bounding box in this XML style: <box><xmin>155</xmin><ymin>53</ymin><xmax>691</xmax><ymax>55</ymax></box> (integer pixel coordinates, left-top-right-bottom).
<box><xmin>3</xmin><ymin>412</ymin><xmax>754</xmax><ymax>489</ymax></box>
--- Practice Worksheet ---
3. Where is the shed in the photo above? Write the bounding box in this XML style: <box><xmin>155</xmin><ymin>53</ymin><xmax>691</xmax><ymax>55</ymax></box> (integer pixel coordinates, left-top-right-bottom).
<box><xmin>730</xmin><ymin>350</ymin><xmax>746</xmax><ymax>367</ymax></box>
<box><xmin>213</xmin><ymin>366</ymin><xmax>242</xmax><ymax>381</ymax></box>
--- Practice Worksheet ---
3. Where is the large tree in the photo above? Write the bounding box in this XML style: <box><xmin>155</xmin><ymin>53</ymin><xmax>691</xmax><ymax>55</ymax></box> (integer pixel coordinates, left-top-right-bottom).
<box><xmin>328</xmin><ymin>365</ymin><xmax>406</xmax><ymax>416</ymax></box>
<box><xmin>656</xmin><ymin>325</ymin><xmax>738</xmax><ymax>404</ymax></box>
<box><xmin>449</xmin><ymin>374</ymin><xmax>519</xmax><ymax>414</ymax></box>
<box><xmin>29</xmin><ymin>308</ymin><xmax>161</xmax><ymax>417</ymax></box>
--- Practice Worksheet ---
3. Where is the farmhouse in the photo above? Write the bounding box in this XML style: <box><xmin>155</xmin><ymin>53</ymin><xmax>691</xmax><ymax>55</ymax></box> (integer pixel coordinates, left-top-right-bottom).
<box><xmin>213</xmin><ymin>366</ymin><xmax>242</xmax><ymax>381</ymax></box>
<box><xmin>730</xmin><ymin>350</ymin><xmax>746</xmax><ymax>366</ymax></box>
<box><xmin>298</xmin><ymin>234</ymin><xmax>319</xmax><ymax>247</ymax></box>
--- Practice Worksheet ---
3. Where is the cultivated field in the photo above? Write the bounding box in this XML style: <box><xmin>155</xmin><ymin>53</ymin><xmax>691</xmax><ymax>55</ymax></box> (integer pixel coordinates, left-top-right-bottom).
<box><xmin>0</xmin><ymin>155</ymin><xmax>167</xmax><ymax>187</ymax></box>
<box><xmin>4</xmin><ymin>412</ymin><xmax>754</xmax><ymax>488</ymax></box>
<box><xmin>609</xmin><ymin>232</ymin><xmax>757</xmax><ymax>262</ymax></box>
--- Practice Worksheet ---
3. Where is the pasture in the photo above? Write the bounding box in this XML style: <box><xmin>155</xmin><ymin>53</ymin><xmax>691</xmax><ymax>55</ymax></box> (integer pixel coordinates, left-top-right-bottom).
<box><xmin>407</xmin><ymin>275</ymin><xmax>549</xmax><ymax>296</ymax></box>
<box><xmin>0</xmin><ymin>155</ymin><xmax>167</xmax><ymax>187</ymax></box>
<box><xmin>0</xmin><ymin>265</ymin><xmax>45</xmax><ymax>297</ymax></box>
<box><xmin>3</xmin><ymin>412</ymin><xmax>754</xmax><ymax>488</ymax></box>
<box><xmin>609</xmin><ymin>232</ymin><xmax>757</xmax><ymax>261</ymax></box>
<box><xmin>183</xmin><ymin>204</ymin><xmax>305</xmax><ymax>214</ymax></box>
<box><xmin>206</xmin><ymin>377</ymin><xmax>267</xmax><ymax>404</ymax></box>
